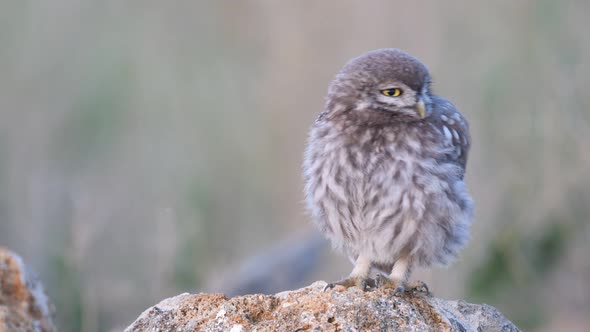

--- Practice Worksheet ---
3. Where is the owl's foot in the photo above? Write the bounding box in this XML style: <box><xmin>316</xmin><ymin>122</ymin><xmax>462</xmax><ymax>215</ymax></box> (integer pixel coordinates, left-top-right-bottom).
<box><xmin>375</xmin><ymin>274</ymin><xmax>405</xmax><ymax>295</ymax></box>
<box><xmin>375</xmin><ymin>275</ymin><xmax>430</xmax><ymax>295</ymax></box>
<box><xmin>407</xmin><ymin>280</ymin><xmax>430</xmax><ymax>294</ymax></box>
<box><xmin>324</xmin><ymin>277</ymin><xmax>374</xmax><ymax>292</ymax></box>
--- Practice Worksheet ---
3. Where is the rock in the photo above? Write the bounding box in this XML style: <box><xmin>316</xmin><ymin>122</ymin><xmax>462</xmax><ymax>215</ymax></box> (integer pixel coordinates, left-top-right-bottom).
<box><xmin>125</xmin><ymin>281</ymin><xmax>520</xmax><ymax>332</ymax></box>
<box><xmin>0</xmin><ymin>247</ymin><xmax>56</xmax><ymax>332</ymax></box>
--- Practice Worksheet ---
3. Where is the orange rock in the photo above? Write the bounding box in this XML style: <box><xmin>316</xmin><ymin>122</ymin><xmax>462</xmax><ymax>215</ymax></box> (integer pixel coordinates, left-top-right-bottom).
<box><xmin>125</xmin><ymin>281</ymin><xmax>520</xmax><ymax>332</ymax></box>
<box><xmin>0</xmin><ymin>247</ymin><xmax>56</xmax><ymax>332</ymax></box>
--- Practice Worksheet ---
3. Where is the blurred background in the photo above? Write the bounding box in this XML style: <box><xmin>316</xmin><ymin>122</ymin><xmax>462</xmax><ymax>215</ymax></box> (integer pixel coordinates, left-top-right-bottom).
<box><xmin>0</xmin><ymin>1</ymin><xmax>589</xmax><ymax>331</ymax></box>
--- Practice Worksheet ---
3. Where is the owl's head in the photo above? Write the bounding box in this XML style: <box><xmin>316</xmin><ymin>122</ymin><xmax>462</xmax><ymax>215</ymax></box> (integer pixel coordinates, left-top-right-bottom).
<box><xmin>327</xmin><ymin>48</ymin><xmax>432</xmax><ymax>121</ymax></box>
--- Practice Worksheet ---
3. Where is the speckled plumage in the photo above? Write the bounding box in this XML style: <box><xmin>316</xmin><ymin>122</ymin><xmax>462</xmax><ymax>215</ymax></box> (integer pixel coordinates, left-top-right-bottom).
<box><xmin>303</xmin><ymin>49</ymin><xmax>474</xmax><ymax>290</ymax></box>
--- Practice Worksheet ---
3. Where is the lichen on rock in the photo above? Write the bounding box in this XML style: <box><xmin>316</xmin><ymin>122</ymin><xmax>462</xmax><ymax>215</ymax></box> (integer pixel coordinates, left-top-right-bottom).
<box><xmin>125</xmin><ymin>281</ymin><xmax>520</xmax><ymax>332</ymax></box>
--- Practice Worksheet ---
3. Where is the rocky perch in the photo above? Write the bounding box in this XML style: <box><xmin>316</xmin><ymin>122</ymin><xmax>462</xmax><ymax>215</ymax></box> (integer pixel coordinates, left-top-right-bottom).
<box><xmin>0</xmin><ymin>247</ymin><xmax>56</xmax><ymax>332</ymax></box>
<box><xmin>125</xmin><ymin>281</ymin><xmax>520</xmax><ymax>332</ymax></box>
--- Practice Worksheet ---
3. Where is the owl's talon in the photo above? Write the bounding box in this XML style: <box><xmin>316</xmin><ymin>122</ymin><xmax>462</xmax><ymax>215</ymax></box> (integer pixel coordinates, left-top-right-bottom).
<box><xmin>374</xmin><ymin>275</ymin><xmax>408</xmax><ymax>296</ymax></box>
<box><xmin>408</xmin><ymin>280</ymin><xmax>430</xmax><ymax>294</ymax></box>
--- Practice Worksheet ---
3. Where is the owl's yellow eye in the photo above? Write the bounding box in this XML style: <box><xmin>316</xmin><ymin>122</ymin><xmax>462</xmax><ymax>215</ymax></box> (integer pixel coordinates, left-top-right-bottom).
<box><xmin>380</xmin><ymin>88</ymin><xmax>403</xmax><ymax>97</ymax></box>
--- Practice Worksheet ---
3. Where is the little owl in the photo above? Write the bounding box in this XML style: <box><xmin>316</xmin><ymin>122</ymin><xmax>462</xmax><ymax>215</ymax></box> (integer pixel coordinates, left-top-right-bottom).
<box><xmin>303</xmin><ymin>49</ymin><xmax>474</xmax><ymax>293</ymax></box>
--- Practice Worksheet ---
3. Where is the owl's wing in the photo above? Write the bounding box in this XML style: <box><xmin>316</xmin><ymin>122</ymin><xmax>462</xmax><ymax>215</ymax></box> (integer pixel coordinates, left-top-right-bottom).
<box><xmin>431</xmin><ymin>97</ymin><xmax>471</xmax><ymax>177</ymax></box>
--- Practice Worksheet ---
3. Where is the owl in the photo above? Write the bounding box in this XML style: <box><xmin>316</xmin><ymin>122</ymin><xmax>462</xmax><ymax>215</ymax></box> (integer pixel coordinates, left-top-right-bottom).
<box><xmin>303</xmin><ymin>49</ymin><xmax>474</xmax><ymax>293</ymax></box>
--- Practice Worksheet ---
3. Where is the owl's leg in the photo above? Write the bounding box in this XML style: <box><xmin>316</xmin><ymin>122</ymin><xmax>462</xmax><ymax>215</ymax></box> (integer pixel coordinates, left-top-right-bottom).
<box><xmin>324</xmin><ymin>255</ymin><xmax>373</xmax><ymax>291</ymax></box>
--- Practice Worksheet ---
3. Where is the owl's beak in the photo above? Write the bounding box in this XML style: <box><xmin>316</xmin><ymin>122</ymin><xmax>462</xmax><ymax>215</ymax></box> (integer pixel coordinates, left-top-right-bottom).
<box><xmin>416</xmin><ymin>99</ymin><xmax>426</xmax><ymax>118</ymax></box>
